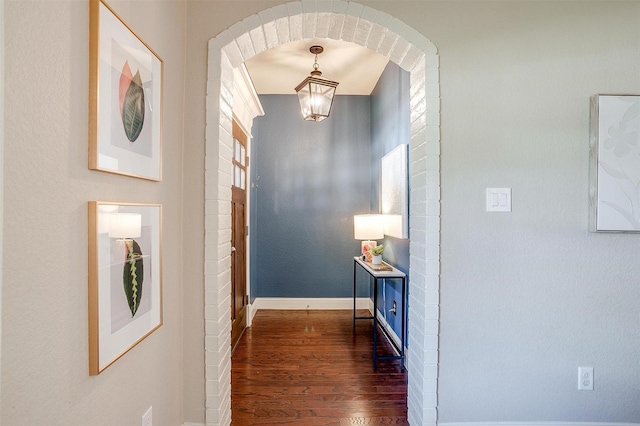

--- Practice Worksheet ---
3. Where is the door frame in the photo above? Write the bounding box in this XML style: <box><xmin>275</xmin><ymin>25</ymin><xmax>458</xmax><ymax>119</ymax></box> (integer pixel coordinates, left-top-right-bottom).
<box><xmin>204</xmin><ymin>3</ymin><xmax>441</xmax><ymax>425</ymax></box>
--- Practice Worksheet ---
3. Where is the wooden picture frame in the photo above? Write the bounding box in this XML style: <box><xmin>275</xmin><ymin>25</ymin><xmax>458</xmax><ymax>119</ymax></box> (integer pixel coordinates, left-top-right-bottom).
<box><xmin>89</xmin><ymin>0</ymin><xmax>163</xmax><ymax>181</ymax></box>
<box><xmin>589</xmin><ymin>95</ymin><xmax>640</xmax><ymax>232</ymax></box>
<box><xmin>88</xmin><ymin>202</ymin><xmax>163</xmax><ymax>375</ymax></box>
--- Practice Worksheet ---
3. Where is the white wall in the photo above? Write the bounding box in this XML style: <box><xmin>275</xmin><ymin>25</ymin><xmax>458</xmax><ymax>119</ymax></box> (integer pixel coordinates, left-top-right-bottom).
<box><xmin>2</xmin><ymin>1</ymin><xmax>186</xmax><ymax>424</ymax></box>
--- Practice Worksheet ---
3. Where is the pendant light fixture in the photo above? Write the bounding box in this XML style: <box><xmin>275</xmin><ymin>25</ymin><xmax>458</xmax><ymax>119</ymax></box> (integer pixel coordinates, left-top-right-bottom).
<box><xmin>294</xmin><ymin>45</ymin><xmax>339</xmax><ymax>122</ymax></box>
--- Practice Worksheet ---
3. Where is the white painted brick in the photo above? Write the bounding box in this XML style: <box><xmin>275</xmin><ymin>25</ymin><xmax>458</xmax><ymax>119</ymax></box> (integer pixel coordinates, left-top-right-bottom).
<box><xmin>378</xmin><ymin>31</ymin><xmax>398</xmax><ymax>57</ymax></box>
<box><xmin>426</xmin><ymin>259</ymin><xmax>440</xmax><ymax>277</ymax></box>
<box><xmin>426</xmin><ymin>66</ymin><xmax>439</xmax><ymax>85</ymax></box>
<box><xmin>360</xmin><ymin>5</ymin><xmax>378</xmax><ymax>22</ymax></box>
<box><xmin>399</xmin><ymin>44</ymin><xmax>423</xmax><ymax>72</ymax></box>
<box><xmin>426</xmin><ymin>111</ymin><xmax>439</xmax><ymax>127</ymax></box>
<box><xmin>301</xmin><ymin>0</ymin><xmax>317</xmax><ymax>13</ymax></box>
<box><xmin>426</xmin><ymin>81</ymin><xmax>439</xmax><ymax>98</ymax></box>
<box><xmin>262</xmin><ymin>21</ymin><xmax>279</xmax><ymax>49</ymax></box>
<box><xmin>389</xmin><ymin>36</ymin><xmax>410</xmax><ymax>65</ymax></box>
<box><xmin>218</xmin><ymin>242</ymin><xmax>231</xmax><ymax>260</ymax></box>
<box><xmin>215</xmin><ymin>29</ymin><xmax>235</xmax><ymax>48</ymax></box>
<box><xmin>242</xmin><ymin>14</ymin><xmax>261</xmax><ymax>32</ymax></box>
<box><xmin>275</xmin><ymin>16</ymin><xmax>291</xmax><ymax>44</ymax></box>
<box><xmin>218</xmin><ymin>200</ymin><xmax>231</xmax><ymax>215</ymax></box>
<box><xmin>410</xmin><ymin>139</ymin><xmax>427</xmax><ymax>160</ymax></box>
<box><xmin>425</xmin><ymin>54</ymin><xmax>439</xmax><ymax>69</ymax></box>
<box><xmin>425</xmin><ymin>170</ymin><xmax>440</xmax><ymax>186</ymax></box>
<box><xmin>426</xmin><ymin>231</ymin><xmax>440</xmax><ymax>246</ymax></box>
<box><xmin>425</xmin><ymin>155</ymin><xmax>439</xmax><ymax>172</ymax></box>
<box><xmin>270</xmin><ymin>3</ymin><xmax>289</xmax><ymax>19</ymax></box>
<box><xmin>425</xmin><ymin>291</ymin><xmax>439</xmax><ymax>308</ymax></box>
<box><xmin>425</xmin><ymin>96</ymin><xmax>440</xmax><ymax>113</ymax></box>
<box><xmin>346</xmin><ymin>2</ymin><xmax>363</xmax><ymax>16</ymax></box>
<box><xmin>235</xmin><ymin>33</ymin><xmax>255</xmax><ymax>62</ymax></box>
<box><xmin>410</xmin><ymin>172</ymin><xmax>427</xmax><ymax>191</ymax></box>
<box><xmin>422</xmin><ymin>392</ymin><xmax>437</xmax><ymax>407</ymax></box>
<box><xmin>332</xmin><ymin>0</ymin><xmax>348</xmax><ymax>14</ymax></box>
<box><xmin>228</xmin><ymin>20</ymin><xmax>248</xmax><ymax>40</ymax></box>
<box><xmin>424</xmin><ymin>275</ymin><xmax>440</xmax><ymax>291</ymax></box>
<box><xmin>327</xmin><ymin>14</ymin><xmax>345</xmax><ymax>40</ymax></box>
<box><xmin>372</xmin><ymin>9</ymin><xmax>392</xmax><ymax>27</ymax></box>
<box><xmin>316</xmin><ymin>0</ymin><xmax>332</xmax><ymax>12</ymax></box>
<box><xmin>205</xmin><ymin>244</ymin><xmax>217</xmax><ymax>261</ymax></box>
<box><xmin>353</xmin><ymin>18</ymin><xmax>372</xmax><ymax>47</ymax></box>
<box><xmin>410</xmin><ymin>112</ymin><xmax>427</xmax><ymax>134</ymax></box>
<box><xmin>302</xmin><ymin>12</ymin><xmax>316</xmax><ymax>39</ymax></box>
<box><xmin>410</xmin><ymin>201</ymin><xmax>426</xmax><ymax>216</ymax></box>
<box><xmin>204</xmin><ymin>258</ymin><xmax>217</xmax><ymax>277</ymax></box>
<box><xmin>341</xmin><ymin>15</ymin><xmax>358</xmax><ymax>42</ymax></box>
<box><xmin>249</xmin><ymin>26</ymin><xmax>267</xmax><ymax>56</ymax></box>
<box><xmin>286</xmin><ymin>1</ymin><xmax>303</xmax><ymax>17</ymax></box>
<box><xmin>222</xmin><ymin>42</ymin><xmax>243</xmax><ymax>68</ymax></box>
<box><xmin>426</xmin><ymin>185</ymin><xmax>440</xmax><ymax>202</ymax></box>
<box><xmin>366</xmin><ymin>23</ymin><xmax>386</xmax><ymax>51</ymax></box>
<box><xmin>315</xmin><ymin>12</ymin><xmax>330</xmax><ymax>38</ymax></box>
<box><xmin>426</xmin><ymin>216</ymin><xmax>440</xmax><ymax>233</ymax></box>
<box><xmin>289</xmin><ymin>13</ymin><xmax>303</xmax><ymax>41</ymax></box>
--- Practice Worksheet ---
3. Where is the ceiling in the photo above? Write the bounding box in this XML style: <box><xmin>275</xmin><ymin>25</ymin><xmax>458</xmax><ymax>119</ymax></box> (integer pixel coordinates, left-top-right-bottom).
<box><xmin>244</xmin><ymin>38</ymin><xmax>389</xmax><ymax>96</ymax></box>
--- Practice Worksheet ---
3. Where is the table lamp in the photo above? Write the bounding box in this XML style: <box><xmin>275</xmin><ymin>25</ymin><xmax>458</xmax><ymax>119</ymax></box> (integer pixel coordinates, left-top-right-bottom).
<box><xmin>353</xmin><ymin>214</ymin><xmax>384</xmax><ymax>262</ymax></box>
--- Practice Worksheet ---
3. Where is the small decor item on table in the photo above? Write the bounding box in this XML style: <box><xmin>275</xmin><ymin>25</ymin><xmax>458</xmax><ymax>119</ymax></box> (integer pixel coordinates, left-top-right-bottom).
<box><xmin>370</xmin><ymin>244</ymin><xmax>384</xmax><ymax>265</ymax></box>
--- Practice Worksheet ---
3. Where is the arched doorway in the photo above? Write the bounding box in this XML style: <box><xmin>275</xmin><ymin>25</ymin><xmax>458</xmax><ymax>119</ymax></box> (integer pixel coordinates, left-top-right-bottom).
<box><xmin>204</xmin><ymin>3</ymin><xmax>441</xmax><ymax>424</ymax></box>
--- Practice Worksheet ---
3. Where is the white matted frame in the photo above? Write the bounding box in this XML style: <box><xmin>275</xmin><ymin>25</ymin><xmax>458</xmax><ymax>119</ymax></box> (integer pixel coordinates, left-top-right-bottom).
<box><xmin>88</xmin><ymin>202</ymin><xmax>163</xmax><ymax>375</ymax></box>
<box><xmin>590</xmin><ymin>94</ymin><xmax>640</xmax><ymax>232</ymax></box>
<box><xmin>89</xmin><ymin>0</ymin><xmax>163</xmax><ymax>181</ymax></box>
<box><xmin>381</xmin><ymin>144</ymin><xmax>409</xmax><ymax>238</ymax></box>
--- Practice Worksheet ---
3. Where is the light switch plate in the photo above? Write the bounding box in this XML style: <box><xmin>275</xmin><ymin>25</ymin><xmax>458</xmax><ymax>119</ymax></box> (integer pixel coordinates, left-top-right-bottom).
<box><xmin>486</xmin><ymin>188</ymin><xmax>512</xmax><ymax>212</ymax></box>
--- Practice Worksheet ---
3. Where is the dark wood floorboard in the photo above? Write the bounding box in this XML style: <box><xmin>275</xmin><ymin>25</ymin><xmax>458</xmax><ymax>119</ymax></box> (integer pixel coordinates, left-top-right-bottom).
<box><xmin>231</xmin><ymin>310</ymin><xmax>408</xmax><ymax>425</ymax></box>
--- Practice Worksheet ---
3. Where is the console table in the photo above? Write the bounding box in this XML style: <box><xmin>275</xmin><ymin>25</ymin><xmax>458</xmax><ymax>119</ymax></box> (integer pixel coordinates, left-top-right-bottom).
<box><xmin>352</xmin><ymin>256</ymin><xmax>406</xmax><ymax>371</ymax></box>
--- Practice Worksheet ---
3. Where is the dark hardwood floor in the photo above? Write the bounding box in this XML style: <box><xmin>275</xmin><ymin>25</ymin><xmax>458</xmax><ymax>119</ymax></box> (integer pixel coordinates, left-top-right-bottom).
<box><xmin>231</xmin><ymin>309</ymin><xmax>408</xmax><ymax>425</ymax></box>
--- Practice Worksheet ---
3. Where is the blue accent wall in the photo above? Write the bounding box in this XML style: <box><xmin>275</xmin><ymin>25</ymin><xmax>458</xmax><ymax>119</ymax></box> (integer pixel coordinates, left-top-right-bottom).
<box><xmin>249</xmin><ymin>63</ymin><xmax>410</xmax><ymax>342</ymax></box>
<box><xmin>370</xmin><ymin>62</ymin><xmax>411</xmax><ymax>339</ymax></box>
<box><xmin>250</xmin><ymin>95</ymin><xmax>372</xmax><ymax>299</ymax></box>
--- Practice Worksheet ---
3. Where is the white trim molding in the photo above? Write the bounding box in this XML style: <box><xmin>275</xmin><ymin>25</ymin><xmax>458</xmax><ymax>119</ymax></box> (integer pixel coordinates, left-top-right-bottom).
<box><xmin>205</xmin><ymin>2</ymin><xmax>440</xmax><ymax>425</ymax></box>
<box><xmin>252</xmin><ymin>297</ymin><xmax>372</xmax><ymax>311</ymax></box>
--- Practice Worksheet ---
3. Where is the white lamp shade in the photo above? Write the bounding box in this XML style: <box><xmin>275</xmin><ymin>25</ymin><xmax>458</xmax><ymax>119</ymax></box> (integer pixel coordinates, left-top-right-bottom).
<box><xmin>108</xmin><ymin>213</ymin><xmax>142</xmax><ymax>239</ymax></box>
<box><xmin>353</xmin><ymin>214</ymin><xmax>384</xmax><ymax>240</ymax></box>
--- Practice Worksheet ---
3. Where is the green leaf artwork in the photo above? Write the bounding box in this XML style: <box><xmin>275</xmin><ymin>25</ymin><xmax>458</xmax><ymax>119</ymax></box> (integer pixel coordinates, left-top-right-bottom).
<box><xmin>123</xmin><ymin>239</ymin><xmax>144</xmax><ymax>317</ymax></box>
<box><xmin>119</xmin><ymin>61</ymin><xmax>145</xmax><ymax>142</ymax></box>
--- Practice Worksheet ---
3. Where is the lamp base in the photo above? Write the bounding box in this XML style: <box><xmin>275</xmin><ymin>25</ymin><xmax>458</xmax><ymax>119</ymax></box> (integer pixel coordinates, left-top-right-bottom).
<box><xmin>361</xmin><ymin>240</ymin><xmax>377</xmax><ymax>262</ymax></box>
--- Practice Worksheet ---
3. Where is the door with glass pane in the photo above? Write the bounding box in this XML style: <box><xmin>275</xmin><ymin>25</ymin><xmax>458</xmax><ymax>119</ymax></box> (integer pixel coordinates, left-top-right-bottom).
<box><xmin>231</xmin><ymin>120</ymin><xmax>248</xmax><ymax>350</ymax></box>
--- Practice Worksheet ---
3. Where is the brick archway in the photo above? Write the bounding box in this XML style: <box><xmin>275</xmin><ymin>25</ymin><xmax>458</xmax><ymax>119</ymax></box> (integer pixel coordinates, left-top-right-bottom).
<box><xmin>205</xmin><ymin>3</ymin><xmax>441</xmax><ymax>424</ymax></box>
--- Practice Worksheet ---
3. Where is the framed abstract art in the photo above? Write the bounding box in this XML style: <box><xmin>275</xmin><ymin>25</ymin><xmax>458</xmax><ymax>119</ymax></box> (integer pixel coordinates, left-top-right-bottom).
<box><xmin>88</xmin><ymin>202</ymin><xmax>162</xmax><ymax>375</ymax></box>
<box><xmin>589</xmin><ymin>95</ymin><xmax>640</xmax><ymax>232</ymax></box>
<box><xmin>89</xmin><ymin>0</ymin><xmax>163</xmax><ymax>181</ymax></box>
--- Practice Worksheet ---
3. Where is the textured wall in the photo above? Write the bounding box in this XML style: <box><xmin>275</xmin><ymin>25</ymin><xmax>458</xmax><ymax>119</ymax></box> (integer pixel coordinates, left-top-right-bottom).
<box><xmin>250</xmin><ymin>95</ymin><xmax>372</xmax><ymax>298</ymax></box>
<box><xmin>2</xmin><ymin>1</ymin><xmax>186</xmax><ymax>425</ymax></box>
<box><xmin>370</xmin><ymin>61</ymin><xmax>411</xmax><ymax>340</ymax></box>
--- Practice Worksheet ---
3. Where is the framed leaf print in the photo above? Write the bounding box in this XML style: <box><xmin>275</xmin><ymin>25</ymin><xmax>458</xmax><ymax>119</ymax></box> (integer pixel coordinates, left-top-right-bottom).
<box><xmin>88</xmin><ymin>202</ymin><xmax>162</xmax><ymax>375</ymax></box>
<box><xmin>89</xmin><ymin>0</ymin><xmax>163</xmax><ymax>181</ymax></box>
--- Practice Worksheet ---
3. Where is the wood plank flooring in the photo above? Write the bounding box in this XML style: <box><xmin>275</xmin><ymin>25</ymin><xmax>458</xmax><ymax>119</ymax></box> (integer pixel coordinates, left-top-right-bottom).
<box><xmin>231</xmin><ymin>310</ymin><xmax>408</xmax><ymax>425</ymax></box>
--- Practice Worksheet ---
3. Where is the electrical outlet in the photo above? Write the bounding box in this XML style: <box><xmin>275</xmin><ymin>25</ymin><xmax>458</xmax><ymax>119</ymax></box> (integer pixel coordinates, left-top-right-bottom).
<box><xmin>142</xmin><ymin>406</ymin><xmax>152</xmax><ymax>426</ymax></box>
<box><xmin>392</xmin><ymin>301</ymin><xmax>397</xmax><ymax>316</ymax></box>
<box><xmin>578</xmin><ymin>367</ymin><xmax>594</xmax><ymax>391</ymax></box>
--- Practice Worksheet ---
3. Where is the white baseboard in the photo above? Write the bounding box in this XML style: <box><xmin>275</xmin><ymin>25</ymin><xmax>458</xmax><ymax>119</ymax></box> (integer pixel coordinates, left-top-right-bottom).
<box><xmin>440</xmin><ymin>423</ymin><xmax>640</xmax><ymax>426</ymax></box>
<box><xmin>182</xmin><ymin>423</ymin><xmax>204</xmax><ymax>426</ymax></box>
<box><xmin>252</xmin><ymin>297</ymin><xmax>371</xmax><ymax>311</ymax></box>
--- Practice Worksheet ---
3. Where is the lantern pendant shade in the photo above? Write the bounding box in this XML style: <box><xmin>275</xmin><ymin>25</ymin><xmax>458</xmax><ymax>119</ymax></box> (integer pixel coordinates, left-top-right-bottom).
<box><xmin>295</xmin><ymin>46</ymin><xmax>339</xmax><ymax>122</ymax></box>
<box><xmin>295</xmin><ymin>76</ymin><xmax>338</xmax><ymax>122</ymax></box>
